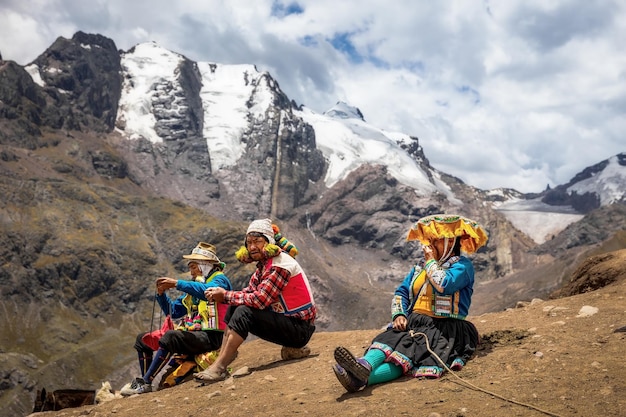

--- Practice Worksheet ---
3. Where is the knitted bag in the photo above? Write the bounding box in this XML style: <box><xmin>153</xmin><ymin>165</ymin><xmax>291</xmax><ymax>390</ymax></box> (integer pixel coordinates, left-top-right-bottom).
<box><xmin>141</xmin><ymin>315</ymin><xmax>174</xmax><ymax>351</ymax></box>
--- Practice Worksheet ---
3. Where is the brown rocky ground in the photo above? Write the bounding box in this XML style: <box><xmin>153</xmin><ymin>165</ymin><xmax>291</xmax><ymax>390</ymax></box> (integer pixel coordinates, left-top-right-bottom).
<box><xmin>28</xmin><ymin>250</ymin><xmax>626</xmax><ymax>417</ymax></box>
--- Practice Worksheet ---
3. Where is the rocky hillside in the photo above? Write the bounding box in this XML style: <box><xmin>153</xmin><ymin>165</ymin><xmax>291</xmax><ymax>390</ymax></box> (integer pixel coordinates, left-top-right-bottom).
<box><xmin>26</xmin><ymin>248</ymin><xmax>626</xmax><ymax>417</ymax></box>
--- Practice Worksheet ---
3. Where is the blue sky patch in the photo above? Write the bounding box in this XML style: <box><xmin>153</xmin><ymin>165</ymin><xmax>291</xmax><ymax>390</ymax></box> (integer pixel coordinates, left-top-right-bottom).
<box><xmin>457</xmin><ymin>85</ymin><xmax>481</xmax><ymax>104</ymax></box>
<box><xmin>329</xmin><ymin>32</ymin><xmax>363</xmax><ymax>63</ymax></box>
<box><xmin>271</xmin><ymin>1</ymin><xmax>304</xmax><ymax>18</ymax></box>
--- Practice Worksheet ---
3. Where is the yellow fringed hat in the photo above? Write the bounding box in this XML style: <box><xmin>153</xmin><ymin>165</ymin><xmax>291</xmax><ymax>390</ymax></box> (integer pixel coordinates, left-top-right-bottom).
<box><xmin>406</xmin><ymin>214</ymin><xmax>488</xmax><ymax>254</ymax></box>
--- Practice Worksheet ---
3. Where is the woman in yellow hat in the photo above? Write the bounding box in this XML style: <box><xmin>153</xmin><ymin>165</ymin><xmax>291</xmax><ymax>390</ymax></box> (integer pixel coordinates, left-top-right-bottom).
<box><xmin>332</xmin><ymin>214</ymin><xmax>488</xmax><ymax>392</ymax></box>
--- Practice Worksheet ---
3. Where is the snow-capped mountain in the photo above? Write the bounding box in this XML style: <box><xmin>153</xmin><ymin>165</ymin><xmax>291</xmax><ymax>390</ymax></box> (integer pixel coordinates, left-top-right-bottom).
<box><xmin>14</xmin><ymin>34</ymin><xmax>624</xmax><ymax>248</ymax></box>
<box><xmin>297</xmin><ymin>103</ymin><xmax>440</xmax><ymax>193</ymax></box>
<box><xmin>112</xmin><ymin>41</ymin><xmax>624</xmax><ymax>245</ymax></box>
<box><xmin>115</xmin><ymin>43</ymin><xmax>453</xmax><ymax>201</ymax></box>
<box><xmin>1</xmin><ymin>31</ymin><xmax>624</xmax><ymax>295</ymax></box>
<box><xmin>566</xmin><ymin>153</ymin><xmax>626</xmax><ymax>206</ymax></box>
<box><xmin>490</xmin><ymin>153</ymin><xmax>625</xmax><ymax>243</ymax></box>
<box><xmin>117</xmin><ymin>42</ymin><xmax>625</xmax><ymax>202</ymax></box>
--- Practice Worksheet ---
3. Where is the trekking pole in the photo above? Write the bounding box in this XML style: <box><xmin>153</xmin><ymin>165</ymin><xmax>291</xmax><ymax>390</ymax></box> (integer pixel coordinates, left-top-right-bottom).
<box><xmin>148</xmin><ymin>291</ymin><xmax>158</xmax><ymax>333</ymax></box>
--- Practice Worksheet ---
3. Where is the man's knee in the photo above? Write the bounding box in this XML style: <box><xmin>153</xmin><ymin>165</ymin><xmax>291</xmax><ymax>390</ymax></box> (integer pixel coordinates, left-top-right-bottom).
<box><xmin>227</xmin><ymin>306</ymin><xmax>254</xmax><ymax>339</ymax></box>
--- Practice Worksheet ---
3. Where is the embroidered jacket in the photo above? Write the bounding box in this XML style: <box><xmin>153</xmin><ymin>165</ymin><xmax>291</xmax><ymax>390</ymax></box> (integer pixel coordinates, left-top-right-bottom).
<box><xmin>224</xmin><ymin>251</ymin><xmax>317</xmax><ymax>323</ymax></box>
<box><xmin>156</xmin><ymin>270</ymin><xmax>232</xmax><ymax>331</ymax></box>
<box><xmin>391</xmin><ymin>255</ymin><xmax>475</xmax><ymax>320</ymax></box>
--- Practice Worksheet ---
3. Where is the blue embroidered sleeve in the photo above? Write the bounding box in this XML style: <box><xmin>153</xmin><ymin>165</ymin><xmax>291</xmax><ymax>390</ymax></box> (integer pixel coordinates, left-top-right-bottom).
<box><xmin>156</xmin><ymin>293</ymin><xmax>187</xmax><ymax>318</ymax></box>
<box><xmin>426</xmin><ymin>257</ymin><xmax>473</xmax><ymax>295</ymax></box>
<box><xmin>177</xmin><ymin>273</ymin><xmax>233</xmax><ymax>299</ymax></box>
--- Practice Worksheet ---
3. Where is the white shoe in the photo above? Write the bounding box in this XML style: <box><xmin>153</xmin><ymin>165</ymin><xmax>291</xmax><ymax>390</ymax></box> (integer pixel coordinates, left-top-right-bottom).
<box><xmin>120</xmin><ymin>377</ymin><xmax>152</xmax><ymax>396</ymax></box>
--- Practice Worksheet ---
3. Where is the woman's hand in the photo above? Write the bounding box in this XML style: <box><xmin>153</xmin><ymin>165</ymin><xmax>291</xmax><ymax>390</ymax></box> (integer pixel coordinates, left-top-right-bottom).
<box><xmin>422</xmin><ymin>244</ymin><xmax>435</xmax><ymax>262</ymax></box>
<box><xmin>204</xmin><ymin>286</ymin><xmax>226</xmax><ymax>303</ymax></box>
<box><xmin>392</xmin><ymin>315</ymin><xmax>407</xmax><ymax>331</ymax></box>
<box><xmin>156</xmin><ymin>277</ymin><xmax>177</xmax><ymax>295</ymax></box>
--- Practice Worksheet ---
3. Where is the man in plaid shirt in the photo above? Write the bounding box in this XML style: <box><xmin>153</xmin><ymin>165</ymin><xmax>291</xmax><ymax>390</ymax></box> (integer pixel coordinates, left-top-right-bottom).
<box><xmin>194</xmin><ymin>218</ymin><xmax>317</xmax><ymax>384</ymax></box>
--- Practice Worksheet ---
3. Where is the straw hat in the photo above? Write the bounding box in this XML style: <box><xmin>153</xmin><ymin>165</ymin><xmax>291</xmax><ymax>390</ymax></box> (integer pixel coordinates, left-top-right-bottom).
<box><xmin>182</xmin><ymin>242</ymin><xmax>221</xmax><ymax>263</ymax></box>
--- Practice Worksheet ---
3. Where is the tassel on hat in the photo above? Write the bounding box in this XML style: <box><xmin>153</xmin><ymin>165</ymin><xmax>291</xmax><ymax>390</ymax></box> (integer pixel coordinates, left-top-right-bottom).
<box><xmin>235</xmin><ymin>246</ymin><xmax>253</xmax><ymax>263</ymax></box>
<box><xmin>235</xmin><ymin>243</ymin><xmax>281</xmax><ymax>263</ymax></box>
<box><xmin>272</xmin><ymin>224</ymin><xmax>298</xmax><ymax>257</ymax></box>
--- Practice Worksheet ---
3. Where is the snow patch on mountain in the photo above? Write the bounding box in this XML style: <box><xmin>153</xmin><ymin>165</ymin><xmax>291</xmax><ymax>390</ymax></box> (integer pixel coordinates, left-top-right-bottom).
<box><xmin>24</xmin><ymin>64</ymin><xmax>45</xmax><ymax>87</ymax></box>
<box><xmin>568</xmin><ymin>154</ymin><xmax>625</xmax><ymax>205</ymax></box>
<box><xmin>117</xmin><ymin>42</ymin><xmax>183</xmax><ymax>143</ymax></box>
<box><xmin>494</xmin><ymin>198</ymin><xmax>584</xmax><ymax>244</ymax></box>
<box><xmin>296</xmin><ymin>105</ymin><xmax>439</xmax><ymax>195</ymax></box>
<box><xmin>323</xmin><ymin>101</ymin><xmax>364</xmax><ymax>121</ymax></box>
<box><xmin>198</xmin><ymin>62</ymin><xmax>272</xmax><ymax>169</ymax></box>
<box><xmin>197</xmin><ymin>63</ymin><xmax>249</xmax><ymax>169</ymax></box>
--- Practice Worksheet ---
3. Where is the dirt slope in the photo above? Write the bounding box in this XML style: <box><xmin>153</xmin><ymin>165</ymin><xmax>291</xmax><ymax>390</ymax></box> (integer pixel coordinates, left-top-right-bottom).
<box><xmin>28</xmin><ymin>250</ymin><xmax>626</xmax><ymax>417</ymax></box>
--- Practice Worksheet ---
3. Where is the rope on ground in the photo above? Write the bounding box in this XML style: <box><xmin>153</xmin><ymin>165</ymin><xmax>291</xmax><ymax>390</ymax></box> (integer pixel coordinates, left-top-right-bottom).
<box><xmin>409</xmin><ymin>330</ymin><xmax>563</xmax><ymax>417</ymax></box>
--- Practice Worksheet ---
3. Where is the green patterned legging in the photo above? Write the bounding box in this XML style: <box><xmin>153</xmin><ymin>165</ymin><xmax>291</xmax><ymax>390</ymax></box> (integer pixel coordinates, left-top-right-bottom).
<box><xmin>362</xmin><ymin>349</ymin><xmax>403</xmax><ymax>385</ymax></box>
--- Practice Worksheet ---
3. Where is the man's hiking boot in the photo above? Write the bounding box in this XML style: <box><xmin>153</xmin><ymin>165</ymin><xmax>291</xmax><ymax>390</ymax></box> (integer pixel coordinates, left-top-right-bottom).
<box><xmin>120</xmin><ymin>377</ymin><xmax>152</xmax><ymax>396</ymax></box>
<box><xmin>281</xmin><ymin>345</ymin><xmax>311</xmax><ymax>360</ymax></box>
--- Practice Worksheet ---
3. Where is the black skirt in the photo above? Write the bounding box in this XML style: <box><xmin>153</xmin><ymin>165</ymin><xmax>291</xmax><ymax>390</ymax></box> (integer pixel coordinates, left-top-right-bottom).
<box><xmin>369</xmin><ymin>313</ymin><xmax>479</xmax><ymax>375</ymax></box>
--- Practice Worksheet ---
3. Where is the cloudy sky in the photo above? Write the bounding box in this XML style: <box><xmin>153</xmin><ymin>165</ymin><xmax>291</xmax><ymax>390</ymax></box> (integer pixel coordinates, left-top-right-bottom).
<box><xmin>1</xmin><ymin>0</ymin><xmax>624</xmax><ymax>192</ymax></box>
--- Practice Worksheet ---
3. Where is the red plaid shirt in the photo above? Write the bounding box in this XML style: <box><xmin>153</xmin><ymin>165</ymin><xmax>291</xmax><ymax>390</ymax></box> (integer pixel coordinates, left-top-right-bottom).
<box><xmin>224</xmin><ymin>259</ymin><xmax>317</xmax><ymax>322</ymax></box>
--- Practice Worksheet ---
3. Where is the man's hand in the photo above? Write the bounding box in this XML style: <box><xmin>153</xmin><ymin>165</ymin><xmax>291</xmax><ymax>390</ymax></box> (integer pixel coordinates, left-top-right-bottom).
<box><xmin>392</xmin><ymin>315</ymin><xmax>407</xmax><ymax>331</ymax></box>
<box><xmin>156</xmin><ymin>277</ymin><xmax>178</xmax><ymax>295</ymax></box>
<box><xmin>204</xmin><ymin>286</ymin><xmax>226</xmax><ymax>303</ymax></box>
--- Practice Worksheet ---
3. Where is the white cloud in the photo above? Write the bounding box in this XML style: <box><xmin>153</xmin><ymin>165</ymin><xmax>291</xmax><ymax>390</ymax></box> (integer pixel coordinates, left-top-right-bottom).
<box><xmin>1</xmin><ymin>0</ymin><xmax>624</xmax><ymax>193</ymax></box>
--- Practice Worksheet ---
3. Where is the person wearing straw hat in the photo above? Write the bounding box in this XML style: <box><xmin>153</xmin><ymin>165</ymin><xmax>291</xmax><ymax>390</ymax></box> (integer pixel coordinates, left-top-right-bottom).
<box><xmin>193</xmin><ymin>218</ymin><xmax>317</xmax><ymax>384</ymax></box>
<box><xmin>121</xmin><ymin>242</ymin><xmax>232</xmax><ymax>396</ymax></box>
<box><xmin>331</xmin><ymin>214</ymin><xmax>488</xmax><ymax>392</ymax></box>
